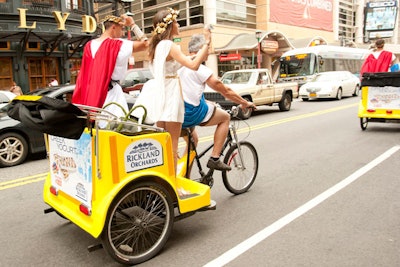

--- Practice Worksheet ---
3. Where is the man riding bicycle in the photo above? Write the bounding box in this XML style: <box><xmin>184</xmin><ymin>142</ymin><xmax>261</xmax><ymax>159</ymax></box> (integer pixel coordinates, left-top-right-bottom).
<box><xmin>178</xmin><ymin>34</ymin><xmax>256</xmax><ymax>171</ymax></box>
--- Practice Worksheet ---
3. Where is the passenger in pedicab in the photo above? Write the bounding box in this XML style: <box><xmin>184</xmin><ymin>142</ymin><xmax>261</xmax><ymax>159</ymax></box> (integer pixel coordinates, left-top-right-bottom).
<box><xmin>72</xmin><ymin>14</ymin><xmax>149</xmax><ymax>120</ymax></box>
<box><xmin>360</xmin><ymin>38</ymin><xmax>397</xmax><ymax>78</ymax></box>
<box><xmin>178</xmin><ymin>34</ymin><xmax>256</xmax><ymax>172</ymax></box>
<box><xmin>135</xmin><ymin>7</ymin><xmax>211</xmax><ymax>173</ymax></box>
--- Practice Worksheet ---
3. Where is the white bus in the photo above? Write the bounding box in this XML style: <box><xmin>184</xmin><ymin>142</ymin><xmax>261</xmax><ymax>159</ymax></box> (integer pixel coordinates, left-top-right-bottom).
<box><xmin>278</xmin><ymin>45</ymin><xmax>370</xmax><ymax>86</ymax></box>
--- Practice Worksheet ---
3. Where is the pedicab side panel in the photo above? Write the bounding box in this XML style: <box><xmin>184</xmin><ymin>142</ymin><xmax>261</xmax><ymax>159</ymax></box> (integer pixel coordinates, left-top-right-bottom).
<box><xmin>44</xmin><ymin>127</ymin><xmax>211</xmax><ymax>238</ymax></box>
<box><xmin>358</xmin><ymin>72</ymin><xmax>400</xmax><ymax>121</ymax></box>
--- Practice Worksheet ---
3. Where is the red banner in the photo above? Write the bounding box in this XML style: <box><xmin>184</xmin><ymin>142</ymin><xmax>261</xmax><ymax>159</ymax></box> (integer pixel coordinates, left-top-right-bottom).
<box><xmin>270</xmin><ymin>0</ymin><xmax>333</xmax><ymax>31</ymax></box>
<box><xmin>219</xmin><ymin>54</ymin><xmax>242</xmax><ymax>62</ymax></box>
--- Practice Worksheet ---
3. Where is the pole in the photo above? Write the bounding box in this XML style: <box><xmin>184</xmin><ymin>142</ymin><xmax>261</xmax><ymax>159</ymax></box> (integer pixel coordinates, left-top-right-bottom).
<box><xmin>257</xmin><ymin>38</ymin><xmax>261</xmax><ymax>69</ymax></box>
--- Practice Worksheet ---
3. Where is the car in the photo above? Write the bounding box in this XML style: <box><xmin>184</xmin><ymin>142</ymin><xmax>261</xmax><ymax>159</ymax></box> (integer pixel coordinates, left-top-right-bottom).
<box><xmin>0</xmin><ymin>84</ymin><xmax>136</xmax><ymax>168</ymax></box>
<box><xmin>299</xmin><ymin>71</ymin><xmax>360</xmax><ymax>101</ymax></box>
<box><xmin>121</xmin><ymin>68</ymin><xmax>153</xmax><ymax>95</ymax></box>
<box><xmin>0</xmin><ymin>91</ymin><xmax>17</xmax><ymax>109</ymax></box>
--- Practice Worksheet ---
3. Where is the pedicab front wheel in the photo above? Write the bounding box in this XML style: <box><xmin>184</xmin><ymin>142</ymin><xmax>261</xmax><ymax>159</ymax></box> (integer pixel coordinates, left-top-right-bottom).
<box><xmin>101</xmin><ymin>181</ymin><xmax>174</xmax><ymax>265</ymax></box>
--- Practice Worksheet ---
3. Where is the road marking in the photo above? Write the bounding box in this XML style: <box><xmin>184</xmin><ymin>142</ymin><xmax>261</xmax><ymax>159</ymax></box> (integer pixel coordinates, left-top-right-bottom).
<box><xmin>204</xmin><ymin>145</ymin><xmax>400</xmax><ymax>267</ymax></box>
<box><xmin>0</xmin><ymin>173</ymin><xmax>47</xmax><ymax>190</ymax></box>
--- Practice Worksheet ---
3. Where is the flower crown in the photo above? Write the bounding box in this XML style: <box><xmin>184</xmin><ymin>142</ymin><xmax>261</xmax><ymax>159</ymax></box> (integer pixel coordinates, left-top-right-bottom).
<box><xmin>153</xmin><ymin>8</ymin><xmax>179</xmax><ymax>35</ymax></box>
<box><xmin>102</xmin><ymin>15</ymin><xmax>122</xmax><ymax>24</ymax></box>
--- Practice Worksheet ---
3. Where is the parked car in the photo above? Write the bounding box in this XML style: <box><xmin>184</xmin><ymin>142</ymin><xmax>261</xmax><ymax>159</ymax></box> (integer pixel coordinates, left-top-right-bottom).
<box><xmin>204</xmin><ymin>69</ymin><xmax>298</xmax><ymax>119</ymax></box>
<box><xmin>299</xmin><ymin>71</ymin><xmax>360</xmax><ymax>101</ymax></box>
<box><xmin>0</xmin><ymin>91</ymin><xmax>17</xmax><ymax>109</ymax></box>
<box><xmin>121</xmin><ymin>68</ymin><xmax>153</xmax><ymax>95</ymax></box>
<box><xmin>0</xmin><ymin>84</ymin><xmax>136</xmax><ymax>167</ymax></box>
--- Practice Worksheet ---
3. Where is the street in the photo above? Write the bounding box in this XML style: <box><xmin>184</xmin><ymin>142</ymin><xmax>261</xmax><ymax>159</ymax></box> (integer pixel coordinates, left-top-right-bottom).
<box><xmin>0</xmin><ymin>96</ymin><xmax>399</xmax><ymax>267</ymax></box>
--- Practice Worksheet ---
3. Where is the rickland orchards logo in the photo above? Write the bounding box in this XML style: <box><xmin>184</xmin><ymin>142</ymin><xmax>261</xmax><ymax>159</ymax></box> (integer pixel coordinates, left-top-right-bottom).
<box><xmin>124</xmin><ymin>139</ymin><xmax>163</xmax><ymax>172</ymax></box>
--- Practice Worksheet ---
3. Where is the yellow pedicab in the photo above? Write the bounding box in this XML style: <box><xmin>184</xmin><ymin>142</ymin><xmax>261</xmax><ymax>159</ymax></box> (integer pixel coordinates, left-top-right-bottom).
<box><xmin>7</xmin><ymin>96</ymin><xmax>215</xmax><ymax>265</ymax></box>
<box><xmin>358</xmin><ymin>72</ymin><xmax>400</xmax><ymax>130</ymax></box>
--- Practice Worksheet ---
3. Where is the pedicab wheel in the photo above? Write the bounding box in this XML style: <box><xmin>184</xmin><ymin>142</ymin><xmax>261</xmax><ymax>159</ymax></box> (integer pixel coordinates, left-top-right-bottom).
<box><xmin>222</xmin><ymin>141</ymin><xmax>258</xmax><ymax>195</ymax></box>
<box><xmin>101</xmin><ymin>181</ymin><xmax>174</xmax><ymax>265</ymax></box>
<box><xmin>360</xmin><ymin>117</ymin><xmax>368</xmax><ymax>131</ymax></box>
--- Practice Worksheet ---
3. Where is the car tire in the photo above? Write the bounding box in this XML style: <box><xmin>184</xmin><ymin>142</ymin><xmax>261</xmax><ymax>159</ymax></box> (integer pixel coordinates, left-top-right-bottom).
<box><xmin>302</xmin><ymin>98</ymin><xmax>309</xmax><ymax>101</ymax></box>
<box><xmin>0</xmin><ymin>132</ymin><xmax>29</xmax><ymax>167</ymax></box>
<box><xmin>238</xmin><ymin>97</ymin><xmax>253</xmax><ymax>120</ymax></box>
<box><xmin>279</xmin><ymin>92</ymin><xmax>292</xmax><ymax>111</ymax></box>
<box><xmin>353</xmin><ymin>85</ymin><xmax>360</xmax><ymax>96</ymax></box>
<box><xmin>336</xmin><ymin>88</ymin><xmax>343</xmax><ymax>100</ymax></box>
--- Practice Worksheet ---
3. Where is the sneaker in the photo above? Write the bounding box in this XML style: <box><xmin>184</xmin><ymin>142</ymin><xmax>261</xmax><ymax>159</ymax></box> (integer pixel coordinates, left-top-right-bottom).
<box><xmin>207</xmin><ymin>158</ymin><xmax>231</xmax><ymax>171</ymax></box>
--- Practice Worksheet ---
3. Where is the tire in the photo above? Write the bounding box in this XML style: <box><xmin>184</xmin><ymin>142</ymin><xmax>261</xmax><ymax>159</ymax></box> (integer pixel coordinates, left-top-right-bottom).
<box><xmin>101</xmin><ymin>181</ymin><xmax>174</xmax><ymax>265</ymax></box>
<box><xmin>302</xmin><ymin>98</ymin><xmax>309</xmax><ymax>101</ymax></box>
<box><xmin>336</xmin><ymin>88</ymin><xmax>343</xmax><ymax>100</ymax></box>
<box><xmin>360</xmin><ymin>118</ymin><xmax>368</xmax><ymax>131</ymax></box>
<box><xmin>238</xmin><ymin>97</ymin><xmax>252</xmax><ymax>120</ymax></box>
<box><xmin>222</xmin><ymin>141</ymin><xmax>258</xmax><ymax>195</ymax></box>
<box><xmin>279</xmin><ymin>93</ymin><xmax>292</xmax><ymax>111</ymax></box>
<box><xmin>0</xmin><ymin>132</ymin><xmax>29</xmax><ymax>167</ymax></box>
<box><xmin>353</xmin><ymin>85</ymin><xmax>360</xmax><ymax>96</ymax></box>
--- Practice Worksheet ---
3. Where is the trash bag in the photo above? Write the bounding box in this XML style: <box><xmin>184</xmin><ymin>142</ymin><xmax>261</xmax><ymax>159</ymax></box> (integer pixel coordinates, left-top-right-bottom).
<box><xmin>7</xmin><ymin>95</ymin><xmax>87</xmax><ymax>139</ymax></box>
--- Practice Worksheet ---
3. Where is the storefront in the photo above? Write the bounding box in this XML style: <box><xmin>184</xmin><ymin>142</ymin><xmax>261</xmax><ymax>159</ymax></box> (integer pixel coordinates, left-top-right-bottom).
<box><xmin>0</xmin><ymin>0</ymin><xmax>97</xmax><ymax>93</ymax></box>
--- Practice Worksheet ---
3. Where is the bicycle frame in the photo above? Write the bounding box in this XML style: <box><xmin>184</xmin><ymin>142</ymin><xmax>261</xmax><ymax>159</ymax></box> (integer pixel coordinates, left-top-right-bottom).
<box><xmin>181</xmin><ymin>117</ymin><xmax>246</xmax><ymax>182</ymax></box>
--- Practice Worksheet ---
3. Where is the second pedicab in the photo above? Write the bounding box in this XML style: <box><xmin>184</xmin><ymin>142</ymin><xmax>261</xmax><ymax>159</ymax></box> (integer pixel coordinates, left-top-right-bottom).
<box><xmin>358</xmin><ymin>72</ymin><xmax>400</xmax><ymax>130</ymax></box>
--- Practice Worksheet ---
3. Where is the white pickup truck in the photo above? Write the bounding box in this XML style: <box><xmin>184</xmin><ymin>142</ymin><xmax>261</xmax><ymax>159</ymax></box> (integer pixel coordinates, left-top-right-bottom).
<box><xmin>204</xmin><ymin>69</ymin><xmax>298</xmax><ymax>119</ymax></box>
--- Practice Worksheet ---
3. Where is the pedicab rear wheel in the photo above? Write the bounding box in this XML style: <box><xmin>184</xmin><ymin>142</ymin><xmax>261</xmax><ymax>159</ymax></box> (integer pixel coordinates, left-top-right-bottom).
<box><xmin>360</xmin><ymin>117</ymin><xmax>368</xmax><ymax>130</ymax></box>
<box><xmin>101</xmin><ymin>181</ymin><xmax>174</xmax><ymax>265</ymax></box>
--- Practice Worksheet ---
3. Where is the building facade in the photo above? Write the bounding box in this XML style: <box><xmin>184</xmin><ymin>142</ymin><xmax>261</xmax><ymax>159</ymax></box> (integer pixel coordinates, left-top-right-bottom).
<box><xmin>0</xmin><ymin>0</ymin><xmax>398</xmax><ymax>93</ymax></box>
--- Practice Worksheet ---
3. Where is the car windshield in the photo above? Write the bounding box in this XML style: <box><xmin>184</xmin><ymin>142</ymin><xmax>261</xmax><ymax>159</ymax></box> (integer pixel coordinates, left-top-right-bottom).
<box><xmin>221</xmin><ymin>72</ymin><xmax>252</xmax><ymax>84</ymax></box>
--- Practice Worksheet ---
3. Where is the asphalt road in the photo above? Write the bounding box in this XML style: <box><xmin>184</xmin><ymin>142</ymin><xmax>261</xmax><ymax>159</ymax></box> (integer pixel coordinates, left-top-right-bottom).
<box><xmin>1</xmin><ymin>96</ymin><xmax>399</xmax><ymax>267</ymax></box>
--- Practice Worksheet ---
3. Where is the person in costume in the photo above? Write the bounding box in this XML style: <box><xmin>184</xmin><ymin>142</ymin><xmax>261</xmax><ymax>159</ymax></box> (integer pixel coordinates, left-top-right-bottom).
<box><xmin>146</xmin><ymin>8</ymin><xmax>210</xmax><ymax>173</ymax></box>
<box><xmin>360</xmin><ymin>38</ymin><xmax>396</xmax><ymax>78</ymax></box>
<box><xmin>72</xmin><ymin>14</ymin><xmax>148</xmax><ymax>119</ymax></box>
<box><xmin>178</xmin><ymin>34</ymin><xmax>256</xmax><ymax>172</ymax></box>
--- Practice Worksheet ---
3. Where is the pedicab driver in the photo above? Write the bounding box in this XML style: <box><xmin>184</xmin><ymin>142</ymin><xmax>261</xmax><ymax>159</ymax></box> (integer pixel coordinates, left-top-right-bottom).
<box><xmin>72</xmin><ymin>14</ymin><xmax>148</xmax><ymax>119</ymax></box>
<box><xmin>178</xmin><ymin>34</ymin><xmax>256</xmax><ymax>171</ymax></box>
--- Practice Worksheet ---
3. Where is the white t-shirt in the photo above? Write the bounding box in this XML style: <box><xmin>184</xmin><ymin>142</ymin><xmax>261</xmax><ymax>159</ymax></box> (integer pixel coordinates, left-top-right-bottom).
<box><xmin>178</xmin><ymin>64</ymin><xmax>215</xmax><ymax>123</ymax></box>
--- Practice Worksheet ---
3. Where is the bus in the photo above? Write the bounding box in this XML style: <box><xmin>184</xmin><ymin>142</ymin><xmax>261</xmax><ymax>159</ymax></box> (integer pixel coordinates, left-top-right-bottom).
<box><xmin>277</xmin><ymin>45</ymin><xmax>370</xmax><ymax>86</ymax></box>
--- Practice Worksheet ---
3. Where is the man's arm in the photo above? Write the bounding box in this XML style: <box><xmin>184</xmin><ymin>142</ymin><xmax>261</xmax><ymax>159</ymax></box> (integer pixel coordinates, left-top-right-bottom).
<box><xmin>206</xmin><ymin>74</ymin><xmax>255</xmax><ymax>109</ymax></box>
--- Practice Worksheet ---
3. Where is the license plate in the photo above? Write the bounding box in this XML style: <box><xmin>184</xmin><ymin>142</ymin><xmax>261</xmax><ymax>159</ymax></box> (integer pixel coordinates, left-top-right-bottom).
<box><xmin>309</xmin><ymin>93</ymin><xmax>317</xmax><ymax>97</ymax></box>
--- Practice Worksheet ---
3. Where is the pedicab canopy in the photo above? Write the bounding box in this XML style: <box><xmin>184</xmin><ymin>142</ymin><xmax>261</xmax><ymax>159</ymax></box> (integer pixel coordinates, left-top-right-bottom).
<box><xmin>7</xmin><ymin>95</ymin><xmax>87</xmax><ymax>140</ymax></box>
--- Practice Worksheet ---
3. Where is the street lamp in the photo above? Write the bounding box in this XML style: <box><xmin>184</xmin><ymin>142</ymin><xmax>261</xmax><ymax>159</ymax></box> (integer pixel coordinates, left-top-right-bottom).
<box><xmin>255</xmin><ymin>30</ymin><xmax>262</xmax><ymax>69</ymax></box>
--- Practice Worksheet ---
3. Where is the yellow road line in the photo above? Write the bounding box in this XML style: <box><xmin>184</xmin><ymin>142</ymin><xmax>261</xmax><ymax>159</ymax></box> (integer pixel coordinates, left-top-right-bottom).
<box><xmin>0</xmin><ymin>173</ymin><xmax>47</xmax><ymax>190</ymax></box>
<box><xmin>2</xmin><ymin>103</ymin><xmax>357</xmax><ymax>190</ymax></box>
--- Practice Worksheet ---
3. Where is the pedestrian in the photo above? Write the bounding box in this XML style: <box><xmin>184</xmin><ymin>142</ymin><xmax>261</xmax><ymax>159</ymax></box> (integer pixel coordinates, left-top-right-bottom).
<box><xmin>72</xmin><ymin>14</ymin><xmax>148</xmax><ymax>120</ymax></box>
<box><xmin>360</xmin><ymin>38</ymin><xmax>396</xmax><ymax>77</ymax></box>
<box><xmin>48</xmin><ymin>79</ymin><xmax>59</xmax><ymax>87</ymax></box>
<box><xmin>10</xmin><ymin>81</ymin><xmax>23</xmax><ymax>95</ymax></box>
<box><xmin>137</xmin><ymin>7</ymin><xmax>210</xmax><ymax>173</ymax></box>
<box><xmin>178</xmin><ymin>34</ymin><xmax>256</xmax><ymax>173</ymax></box>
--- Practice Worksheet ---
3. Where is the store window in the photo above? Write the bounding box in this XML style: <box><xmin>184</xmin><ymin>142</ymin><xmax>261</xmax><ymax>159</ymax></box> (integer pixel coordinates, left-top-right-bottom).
<box><xmin>132</xmin><ymin>0</ymin><xmax>204</xmax><ymax>34</ymax></box>
<box><xmin>0</xmin><ymin>58</ymin><xmax>12</xmax><ymax>91</ymax></box>
<box><xmin>28</xmin><ymin>58</ymin><xmax>59</xmax><ymax>91</ymax></box>
<box><xmin>69</xmin><ymin>58</ymin><xmax>82</xmax><ymax>84</ymax></box>
<box><xmin>216</xmin><ymin>0</ymin><xmax>256</xmax><ymax>29</ymax></box>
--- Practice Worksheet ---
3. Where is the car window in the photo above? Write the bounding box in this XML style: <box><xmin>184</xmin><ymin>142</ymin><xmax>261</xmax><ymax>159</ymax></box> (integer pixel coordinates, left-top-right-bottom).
<box><xmin>142</xmin><ymin>69</ymin><xmax>153</xmax><ymax>81</ymax></box>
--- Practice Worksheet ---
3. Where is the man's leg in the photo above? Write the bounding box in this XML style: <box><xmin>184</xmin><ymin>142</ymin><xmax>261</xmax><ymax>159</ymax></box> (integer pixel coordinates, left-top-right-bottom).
<box><xmin>202</xmin><ymin>108</ymin><xmax>231</xmax><ymax>170</ymax></box>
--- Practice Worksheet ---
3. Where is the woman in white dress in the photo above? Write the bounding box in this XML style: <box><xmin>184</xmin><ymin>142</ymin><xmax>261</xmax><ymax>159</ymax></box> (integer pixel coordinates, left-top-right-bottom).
<box><xmin>148</xmin><ymin>8</ymin><xmax>211</xmax><ymax>172</ymax></box>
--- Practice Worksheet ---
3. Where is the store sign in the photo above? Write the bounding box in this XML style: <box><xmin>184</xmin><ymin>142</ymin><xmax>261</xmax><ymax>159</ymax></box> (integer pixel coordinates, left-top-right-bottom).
<box><xmin>219</xmin><ymin>53</ymin><xmax>241</xmax><ymax>62</ymax></box>
<box><xmin>18</xmin><ymin>8</ymin><xmax>97</xmax><ymax>33</ymax></box>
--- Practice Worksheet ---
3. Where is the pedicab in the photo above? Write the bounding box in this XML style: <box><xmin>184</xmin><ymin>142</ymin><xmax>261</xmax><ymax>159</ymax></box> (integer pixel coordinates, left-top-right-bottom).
<box><xmin>7</xmin><ymin>96</ymin><xmax>215</xmax><ymax>265</ymax></box>
<box><xmin>358</xmin><ymin>72</ymin><xmax>400</xmax><ymax>130</ymax></box>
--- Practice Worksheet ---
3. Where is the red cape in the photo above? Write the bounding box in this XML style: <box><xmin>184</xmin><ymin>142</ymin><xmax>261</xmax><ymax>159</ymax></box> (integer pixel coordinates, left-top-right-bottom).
<box><xmin>72</xmin><ymin>39</ymin><xmax>123</xmax><ymax>108</ymax></box>
<box><xmin>360</xmin><ymin>50</ymin><xmax>393</xmax><ymax>77</ymax></box>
